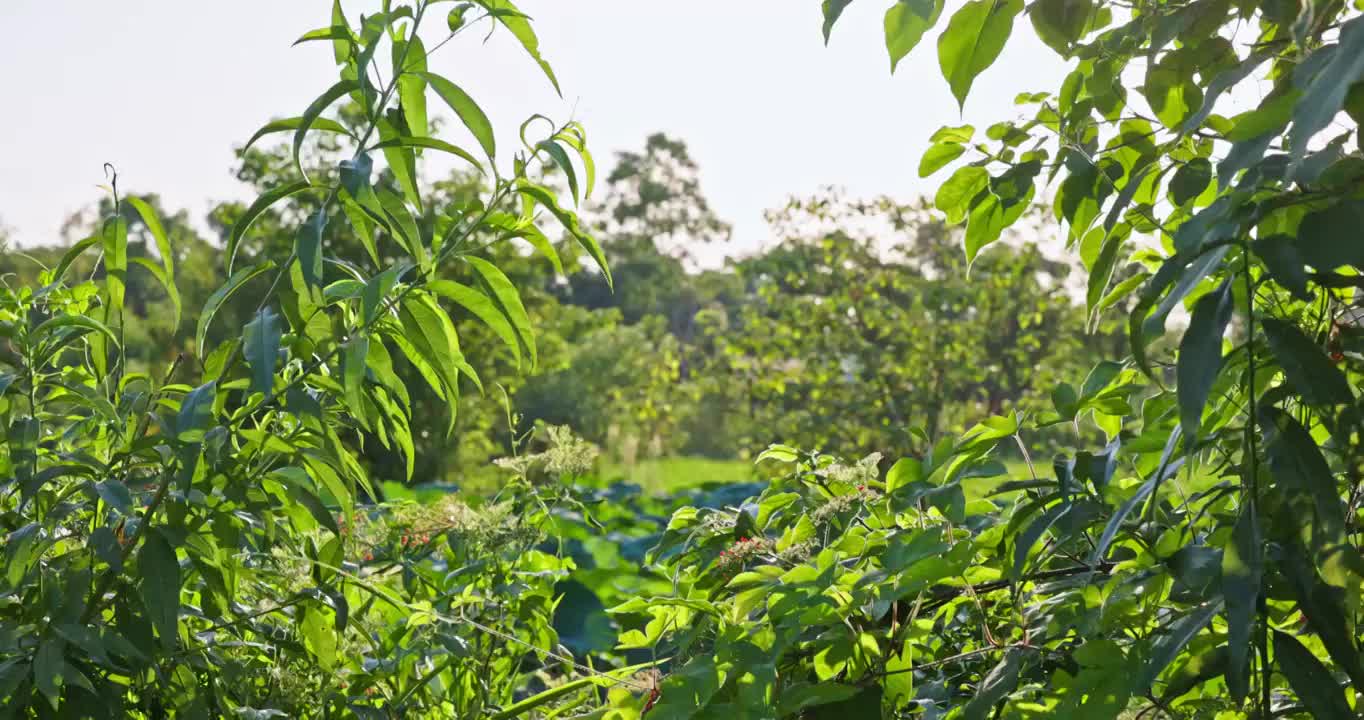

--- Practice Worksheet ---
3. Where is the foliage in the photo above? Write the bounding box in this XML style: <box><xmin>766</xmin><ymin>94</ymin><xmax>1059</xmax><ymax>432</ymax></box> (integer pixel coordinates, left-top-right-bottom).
<box><xmin>638</xmin><ymin>1</ymin><xmax>1364</xmax><ymax>717</ymax></box>
<box><xmin>0</xmin><ymin>2</ymin><xmax>618</xmax><ymax>717</ymax></box>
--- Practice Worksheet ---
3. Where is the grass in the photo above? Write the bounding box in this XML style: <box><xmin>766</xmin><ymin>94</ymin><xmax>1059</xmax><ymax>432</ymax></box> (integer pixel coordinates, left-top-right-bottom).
<box><xmin>599</xmin><ymin>456</ymin><xmax>756</xmax><ymax>495</ymax></box>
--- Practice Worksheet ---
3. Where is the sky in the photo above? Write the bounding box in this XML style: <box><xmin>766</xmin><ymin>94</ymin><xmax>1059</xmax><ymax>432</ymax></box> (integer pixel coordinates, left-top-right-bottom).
<box><xmin>0</xmin><ymin>1</ymin><xmax>1068</xmax><ymax>263</ymax></box>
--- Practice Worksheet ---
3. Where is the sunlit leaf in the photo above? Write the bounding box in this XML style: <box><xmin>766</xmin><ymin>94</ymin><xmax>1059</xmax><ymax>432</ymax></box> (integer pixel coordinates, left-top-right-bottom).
<box><xmin>937</xmin><ymin>0</ymin><xmax>1024</xmax><ymax>109</ymax></box>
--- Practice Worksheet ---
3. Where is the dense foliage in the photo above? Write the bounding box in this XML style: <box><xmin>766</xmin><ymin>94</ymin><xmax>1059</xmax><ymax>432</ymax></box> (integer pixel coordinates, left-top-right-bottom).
<box><xmin>5</xmin><ymin>0</ymin><xmax>1364</xmax><ymax>719</ymax></box>
<box><xmin>0</xmin><ymin>2</ymin><xmax>616</xmax><ymax>716</ymax></box>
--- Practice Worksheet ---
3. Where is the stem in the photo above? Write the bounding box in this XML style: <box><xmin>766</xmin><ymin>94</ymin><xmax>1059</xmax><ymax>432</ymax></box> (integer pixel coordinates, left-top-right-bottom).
<box><xmin>1241</xmin><ymin>242</ymin><xmax>1269</xmax><ymax>718</ymax></box>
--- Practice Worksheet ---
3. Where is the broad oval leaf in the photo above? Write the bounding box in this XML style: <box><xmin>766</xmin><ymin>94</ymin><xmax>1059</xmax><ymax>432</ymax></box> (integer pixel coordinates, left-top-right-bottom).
<box><xmin>937</xmin><ymin>0</ymin><xmax>1024</xmax><ymax>109</ymax></box>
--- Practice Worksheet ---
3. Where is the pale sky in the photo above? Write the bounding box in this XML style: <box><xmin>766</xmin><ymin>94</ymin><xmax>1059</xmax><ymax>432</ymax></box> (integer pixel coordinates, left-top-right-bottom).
<box><xmin>0</xmin><ymin>1</ymin><xmax>1067</xmax><ymax>261</ymax></box>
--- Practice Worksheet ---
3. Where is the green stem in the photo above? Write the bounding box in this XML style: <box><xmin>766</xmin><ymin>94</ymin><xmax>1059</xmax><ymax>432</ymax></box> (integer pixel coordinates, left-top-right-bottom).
<box><xmin>1241</xmin><ymin>242</ymin><xmax>1269</xmax><ymax>717</ymax></box>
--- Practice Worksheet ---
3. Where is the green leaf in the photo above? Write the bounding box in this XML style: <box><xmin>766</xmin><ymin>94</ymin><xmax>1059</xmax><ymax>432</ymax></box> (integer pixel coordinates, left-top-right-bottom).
<box><xmin>935</xmin><ymin>165</ymin><xmax>989</xmax><ymax>224</ymax></box>
<box><xmin>394</xmin><ymin>34</ymin><xmax>428</xmax><ymax>139</ymax></box>
<box><xmin>1252</xmin><ymin>235</ymin><xmax>1311</xmax><ymax>301</ymax></box>
<box><xmin>292</xmin><ymin>80</ymin><xmax>359</xmax><ymax>181</ymax></box>
<box><xmin>489</xmin><ymin>215</ymin><xmax>563</xmax><ymax>276</ymax></box>
<box><xmin>94</xmin><ymin>479</ymin><xmax>133</xmax><ymax>515</ymax></box>
<box><xmin>285</xmin><ymin>478</ymin><xmax>340</xmax><ymax>536</ymax></box>
<box><xmin>50</xmin><ymin>234</ymin><xmax>100</xmax><ymax>285</ymax></box>
<box><xmin>1169</xmin><ymin>159</ymin><xmax>1212</xmax><ymax>207</ymax></box>
<box><xmin>1176</xmin><ymin>281</ymin><xmax>1233</xmax><ymax>440</ymax></box>
<box><xmin>429</xmin><ymin>279</ymin><xmax>522</xmax><ymax>369</ymax></box>
<box><xmin>1029</xmin><ymin>0</ymin><xmax>1092</xmax><ymax>56</ymax></box>
<box><xmin>6</xmin><ymin>523</ymin><xmax>42</xmax><ymax>586</ymax></box>
<box><xmin>33</xmin><ymin>637</ymin><xmax>65</xmax><ymax>708</ymax></box>
<box><xmin>821</xmin><ymin>0</ymin><xmax>855</xmax><ymax>43</ymax></box>
<box><xmin>485</xmin><ymin>0</ymin><xmax>561</xmax><ymax>95</ymax></box>
<box><xmin>226</xmin><ymin>181</ymin><xmax>312</xmax><ymax>274</ymax></box>
<box><xmin>129</xmin><ymin>256</ymin><xmax>181</xmax><ymax>328</ymax></box>
<box><xmin>537</xmin><ymin>140</ymin><xmax>580</xmax><ymax>204</ymax></box>
<box><xmin>1180</xmin><ymin>51</ymin><xmax>1271</xmax><ymax>135</ymax></box>
<box><xmin>886</xmin><ymin>457</ymin><xmax>923</xmax><ymax>494</ymax></box>
<box><xmin>1160</xmin><ymin>647</ymin><xmax>1227</xmax><ymax>703</ymax></box>
<box><xmin>197</xmin><ymin>260</ymin><xmax>275</xmax><ymax>357</ymax></box>
<box><xmin>362</xmin><ymin>264</ymin><xmax>405</xmax><ymax>324</ymax></box>
<box><xmin>465</xmin><ymin>256</ymin><xmax>536</xmax><ymax>367</ymax></box>
<box><xmin>1090</xmin><ymin>432</ymin><xmax>1183</xmax><ymax>564</ymax></box>
<box><xmin>176</xmin><ymin>381</ymin><xmax>217</xmax><ymax>442</ymax></box>
<box><xmin>398</xmin><ymin>293</ymin><xmax>469</xmax><ymax>426</ymax></box>
<box><xmin>1261</xmin><ymin>317</ymin><xmax>1352</xmax><ymax>406</ymax></box>
<box><xmin>937</xmin><ymin>0</ymin><xmax>1024</xmax><ymax>109</ymax></box>
<box><xmin>292</xmin><ymin>25</ymin><xmax>354</xmax><ymax>47</ymax></box>
<box><xmin>1260</xmin><ymin>407</ymin><xmax>1348</xmax><ymax>557</ymax></box>
<box><xmin>342</xmin><ymin>335</ymin><xmax>368</xmax><ymax>418</ymax></box>
<box><xmin>1296</xmin><ymin>200</ymin><xmax>1364</xmax><ymax>271</ymax></box>
<box><xmin>241</xmin><ymin>116</ymin><xmax>354</xmax><ymax>155</ymax></box>
<box><xmin>418</xmin><ymin>72</ymin><xmax>495</xmax><ymax>159</ymax></box>
<box><xmin>377</xmin><ymin>118</ymin><xmax>422</xmax><ymax>212</ymax></box>
<box><xmin>1221</xmin><ymin>504</ymin><xmax>1260</xmax><ymax>702</ymax></box>
<box><xmin>1274</xmin><ymin>631</ymin><xmax>1354</xmax><ymax>720</ymax></box>
<box><xmin>243</xmin><ymin>308</ymin><xmax>281</xmax><ymax>397</ymax></box>
<box><xmin>125</xmin><ymin>196</ymin><xmax>175</xmax><ymax>290</ymax></box>
<box><xmin>102</xmin><ymin>216</ymin><xmax>127</xmax><ymax>316</ymax></box>
<box><xmin>448</xmin><ymin>4</ymin><xmax>470</xmax><ymax>32</ymax></box>
<box><xmin>886</xmin><ymin>0</ymin><xmax>943</xmax><ymax>73</ymax></box>
<box><xmin>138</xmin><ymin>529</ymin><xmax>181</xmax><ymax>650</ymax></box>
<box><xmin>964</xmin><ymin>183</ymin><xmax>1032</xmax><ymax>263</ymax></box>
<box><xmin>1085</xmin><ymin>231</ymin><xmax>1125</xmax><ymax>321</ymax></box>
<box><xmin>296</xmin><ymin>211</ymin><xmax>327</xmax><ymax>289</ymax></box>
<box><xmin>1012</xmin><ymin>501</ymin><xmax>1070</xmax><ymax>580</ymax></box>
<box><xmin>776</xmin><ymin>683</ymin><xmax>862</xmax><ymax>716</ymax></box>
<box><xmin>961</xmin><ymin>648</ymin><xmax>1025</xmax><ymax>720</ymax></box>
<box><xmin>339</xmin><ymin>153</ymin><xmax>373</xmax><ymax>198</ymax></box>
<box><xmin>919</xmin><ymin>141</ymin><xmax>965</xmax><ymax>177</ymax></box>
<box><xmin>33</xmin><ymin>314</ymin><xmax>121</xmax><ymax>350</ymax></box>
<box><xmin>1137</xmin><ymin>601</ymin><xmax>1221</xmax><ymax>693</ymax></box>
<box><xmin>516</xmin><ymin>180</ymin><xmax>611</xmax><ymax>288</ymax></box>
<box><xmin>370</xmin><ymin>135</ymin><xmax>483</xmax><ymax>173</ymax></box>
<box><xmin>1131</xmin><ymin>246</ymin><xmax>1231</xmax><ymax>377</ymax></box>
<box><xmin>1290</xmin><ymin>16</ymin><xmax>1364</xmax><ymax>173</ymax></box>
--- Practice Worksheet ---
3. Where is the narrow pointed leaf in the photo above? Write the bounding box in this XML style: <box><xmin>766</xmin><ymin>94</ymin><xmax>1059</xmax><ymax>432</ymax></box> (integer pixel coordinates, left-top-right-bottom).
<box><xmin>1221</xmin><ymin>504</ymin><xmax>1260</xmax><ymax>702</ymax></box>
<box><xmin>1176</xmin><ymin>281</ymin><xmax>1234</xmax><ymax>440</ymax></box>
<box><xmin>292</xmin><ymin>80</ymin><xmax>360</xmax><ymax>180</ymax></box>
<box><xmin>1261</xmin><ymin>317</ymin><xmax>1352</xmax><ymax>406</ymax></box>
<box><xmin>243</xmin><ymin>116</ymin><xmax>353</xmax><ymax>155</ymax></box>
<box><xmin>370</xmin><ymin>136</ymin><xmax>483</xmax><ymax>172</ymax></box>
<box><xmin>485</xmin><ymin>0</ymin><xmax>561</xmax><ymax>95</ymax></box>
<box><xmin>1137</xmin><ymin>601</ymin><xmax>1221</xmax><ymax>693</ymax></box>
<box><xmin>243</xmin><ymin>308</ymin><xmax>281</xmax><ymax>397</ymax></box>
<box><xmin>1274</xmin><ymin>631</ymin><xmax>1354</xmax><ymax>720</ymax></box>
<box><xmin>197</xmin><ymin>261</ymin><xmax>275</xmax><ymax>356</ymax></box>
<box><xmin>138</xmin><ymin>529</ymin><xmax>180</xmax><ymax>650</ymax></box>
<box><xmin>227</xmin><ymin>181</ymin><xmax>312</xmax><ymax>274</ymax></box>
<box><xmin>418</xmin><ymin>72</ymin><xmax>495</xmax><ymax>159</ymax></box>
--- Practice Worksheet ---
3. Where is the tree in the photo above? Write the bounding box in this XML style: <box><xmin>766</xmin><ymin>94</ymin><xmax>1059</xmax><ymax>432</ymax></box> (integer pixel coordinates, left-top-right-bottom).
<box><xmin>0</xmin><ymin>2</ymin><xmax>616</xmax><ymax>716</ymax></box>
